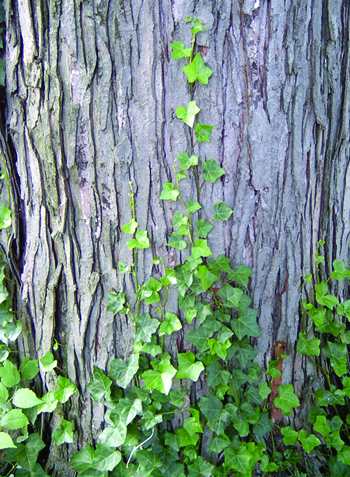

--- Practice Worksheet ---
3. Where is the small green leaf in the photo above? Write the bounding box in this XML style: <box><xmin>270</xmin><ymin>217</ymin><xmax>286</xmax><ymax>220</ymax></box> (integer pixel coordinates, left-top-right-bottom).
<box><xmin>52</xmin><ymin>419</ymin><xmax>74</xmax><ymax>445</ymax></box>
<box><xmin>53</xmin><ymin>376</ymin><xmax>77</xmax><ymax>403</ymax></box>
<box><xmin>191</xmin><ymin>19</ymin><xmax>205</xmax><ymax>35</ymax></box>
<box><xmin>192</xmin><ymin>239</ymin><xmax>212</xmax><ymax>259</ymax></box>
<box><xmin>0</xmin><ymin>432</ymin><xmax>16</xmax><ymax>449</ymax></box>
<box><xmin>195</xmin><ymin>123</ymin><xmax>213</xmax><ymax>142</ymax></box>
<box><xmin>0</xmin><ymin>205</ymin><xmax>11</xmax><ymax>230</ymax></box>
<box><xmin>195</xmin><ymin>219</ymin><xmax>213</xmax><ymax>238</ymax></box>
<box><xmin>1</xmin><ymin>409</ymin><xmax>29</xmax><ymax>430</ymax></box>
<box><xmin>107</xmin><ymin>292</ymin><xmax>126</xmax><ymax>314</ymax></box>
<box><xmin>19</xmin><ymin>358</ymin><xmax>39</xmax><ymax>380</ymax></box>
<box><xmin>274</xmin><ymin>384</ymin><xmax>300</xmax><ymax>417</ymax></box>
<box><xmin>218</xmin><ymin>284</ymin><xmax>243</xmax><ymax>309</ymax></box>
<box><xmin>159</xmin><ymin>313</ymin><xmax>182</xmax><ymax>336</ymax></box>
<box><xmin>98</xmin><ymin>419</ymin><xmax>127</xmax><ymax>447</ymax></box>
<box><xmin>195</xmin><ymin>265</ymin><xmax>220</xmax><ymax>291</ymax></box>
<box><xmin>170</xmin><ymin>41</ymin><xmax>192</xmax><ymax>59</ymax></box>
<box><xmin>203</xmin><ymin>159</ymin><xmax>225</xmax><ymax>183</ymax></box>
<box><xmin>297</xmin><ymin>333</ymin><xmax>321</xmax><ymax>356</ymax></box>
<box><xmin>12</xmin><ymin>389</ymin><xmax>43</xmax><ymax>408</ymax></box>
<box><xmin>228</xmin><ymin>264</ymin><xmax>253</xmax><ymax>289</ymax></box>
<box><xmin>176</xmin><ymin>101</ymin><xmax>200</xmax><ymax>128</ymax></box>
<box><xmin>187</xmin><ymin>456</ymin><xmax>214</xmax><ymax>477</ymax></box>
<box><xmin>142</xmin><ymin>354</ymin><xmax>176</xmax><ymax>395</ymax></box>
<box><xmin>314</xmin><ymin>415</ymin><xmax>331</xmax><ymax>437</ymax></box>
<box><xmin>122</xmin><ymin>218</ymin><xmax>138</xmax><ymax>234</ymax></box>
<box><xmin>127</xmin><ymin>230</ymin><xmax>150</xmax><ymax>249</ymax></box>
<box><xmin>208</xmin><ymin>434</ymin><xmax>231</xmax><ymax>453</ymax></box>
<box><xmin>173</xmin><ymin>213</ymin><xmax>188</xmax><ymax>228</ymax></box>
<box><xmin>186</xmin><ymin>200</ymin><xmax>201</xmax><ymax>213</ymax></box>
<box><xmin>331</xmin><ymin>260</ymin><xmax>350</xmax><ymax>281</ymax></box>
<box><xmin>87</xmin><ymin>366</ymin><xmax>112</xmax><ymax>402</ymax></box>
<box><xmin>71</xmin><ymin>444</ymin><xmax>95</xmax><ymax>473</ymax></box>
<box><xmin>135</xmin><ymin>313</ymin><xmax>160</xmax><ymax>343</ymax></box>
<box><xmin>160</xmin><ymin>183</ymin><xmax>179</xmax><ymax>201</ymax></box>
<box><xmin>213</xmin><ymin>202</ymin><xmax>233</xmax><ymax>221</ymax></box>
<box><xmin>0</xmin><ymin>359</ymin><xmax>20</xmax><ymax>387</ymax></box>
<box><xmin>177</xmin><ymin>151</ymin><xmax>198</xmax><ymax>170</ymax></box>
<box><xmin>168</xmin><ymin>232</ymin><xmax>187</xmax><ymax>251</ymax></box>
<box><xmin>176</xmin><ymin>352</ymin><xmax>204</xmax><ymax>381</ymax></box>
<box><xmin>183</xmin><ymin>53</ymin><xmax>213</xmax><ymax>84</ymax></box>
<box><xmin>281</xmin><ymin>426</ymin><xmax>299</xmax><ymax>445</ymax></box>
<box><xmin>258</xmin><ymin>382</ymin><xmax>271</xmax><ymax>400</ymax></box>
<box><xmin>108</xmin><ymin>353</ymin><xmax>139</xmax><ymax>388</ymax></box>
<box><xmin>136</xmin><ymin>449</ymin><xmax>162</xmax><ymax>469</ymax></box>
<box><xmin>315</xmin><ymin>281</ymin><xmax>339</xmax><ymax>309</ymax></box>
<box><xmin>298</xmin><ymin>429</ymin><xmax>321</xmax><ymax>453</ymax></box>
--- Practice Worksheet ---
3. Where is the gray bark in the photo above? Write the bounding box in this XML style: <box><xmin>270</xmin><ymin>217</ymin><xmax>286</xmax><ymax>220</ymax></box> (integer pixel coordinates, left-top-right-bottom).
<box><xmin>2</xmin><ymin>0</ymin><xmax>350</xmax><ymax>474</ymax></box>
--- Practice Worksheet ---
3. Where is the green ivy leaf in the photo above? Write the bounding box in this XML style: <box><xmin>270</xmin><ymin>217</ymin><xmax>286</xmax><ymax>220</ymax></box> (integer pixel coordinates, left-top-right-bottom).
<box><xmin>187</xmin><ymin>456</ymin><xmax>214</xmax><ymax>477</ymax></box>
<box><xmin>183</xmin><ymin>53</ymin><xmax>213</xmax><ymax>84</ymax></box>
<box><xmin>107</xmin><ymin>292</ymin><xmax>126</xmax><ymax>315</ymax></box>
<box><xmin>218</xmin><ymin>284</ymin><xmax>243</xmax><ymax>309</ymax></box>
<box><xmin>315</xmin><ymin>281</ymin><xmax>339</xmax><ymax>309</ymax></box>
<box><xmin>258</xmin><ymin>382</ymin><xmax>271</xmax><ymax>401</ymax></box>
<box><xmin>297</xmin><ymin>333</ymin><xmax>321</xmax><ymax>356</ymax></box>
<box><xmin>323</xmin><ymin>340</ymin><xmax>348</xmax><ymax>376</ymax></box>
<box><xmin>195</xmin><ymin>265</ymin><xmax>220</xmax><ymax>291</ymax></box>
<box><xmin>274</xmin><ymin>384</ymin><xmax>300</xmax><ymax>417</ymax></box>
<box><xmin>53</xmin><ymin>376</ymin><xmax>77</xmax><ymax>403</ymax></box>
<box><xmin>168</xmin><ymin>232</ymin><xmax>187</xmax><ymax>251</ymax></box>
<box><xmin>225</xmin><ymin>445</ymin><xmax>254</xmax><ymax>475</ymax></box>
<box><xmin>141</xmin><ymin>277</ymin><xmax>163</xmax><ymax>305</ymax></box>
<box><xmin>7</xmin><ymin>433</ymin><xmax>45</xmax><ymax>470</ymax></box>
<box><xmin>202</xmin><ymin>159</ymin><xmax>225</xmax><ymax>183</ymax></box>
<box><xmin>0</xmin><ymin>205</ymin><xmax>11</xmax><ymax>230</ymax></box>
<box><xmin>232</xmin><ymin>308</ymin><xmax>260</xmax><ymax>340</ymax></box>
<box><xmin>12</xmin><ymin>389</ymin><xmax>43</xmax><ymax>409</ymax></box>
<box><xmin>298</xmin><ymin>430</ymin><xmax>321</xmax><ymax>453</ymax></box>
<box><xmin>142</xmin><ymin>354</ymin><xmax>176</xmax><ymax>395</ymax></box>
<box><xmin>192</xmin><ymin>239</ymin><xmax>212</xmax><ymax>259</ymax></box>
<box><xmin>98</xmin><ymin>418</ymin><xmax>127</xmax><ymax>448</ymax></box>
<box><xmin>331</xmin><ymin>260</ymin><xmax>350</xmax><ymax>281</ymax></box>
<box><xmin>136</xmin><ymin>449</ymin><xmax>162</xmax><ymax>469</ymax></box>
<box><xmin>303</xmin><ymin>301</ymin><xmax>326</xmax><ymax>326</ymax></box>
<box><xmin>160</xmin><ymin>183</ymin><xmax>179</xmax><ymax>201</ymax></box>
<box><xmin>122</xmin><ymin>218</ymin><xmax>138</xmax><ymax>234</ymax></box>
<box><xmin>112</xmin><ymin>398</ymin><xmax>143</xmax><ymax>426</ymax></box>
<box><xmin>176</xmin><ymin>101</ymin><xmax>200</xmax><ymax>128</ymax></box>
<box><xmin>228</xmin><ymin>264</ymin><xmax>253</xmax><ymax>289</ymax></box>
<box><xmin>177</xmin><ymin>152</ymin><xmax>198</xmax><ymax>170</ymax></box>
<box><xmin>135</xmin><ymin>313</ymin><xmax>160</xmax><ymax>343</ymax></box>
<box><xmin>208</xmin><ymin>434</ymin><xmax>231</xmax><ymax>453</ymax></box>
<box><xmin>281</xmin><ymin>426</ymin><xmax>299</xmax><ymax>445</ymax></box>
<box><xmin>195</xmin><ymin>123</ymin><xmax>213</xmax><ymax>142</ymax></box>
<box><xmin>260</xmin><ymin>454</ymin><xmax>278</xmax><ymax>473</ymax></box>
<box><xmin>93</xmin><ymin>445</ymin><xmax>122</xmax><ymax>472</ymax></box>
<box><xmin>159</xmin><ymin>313</ymin><xmax>182</xmax><ymax>336</ymax></box>
<box><xmin>0</xmin><ymin>359</ymin><xmax>20</xmax><ymax>387</ymax></box>
<box><xmin>213</xmin><ymin>202</ymin><xmax>233</xmax><ymax>221</ymax></box>
<box><xmin>87</xmin><ymin>366</ymin><xmax>112</xmax><ymax>403</ymax></box>
<box><xmin>186</xmin><ymin>200</ymin><xmax>201</xmax><ymax>213</ymax></box>
<box><xmin>170</xmin><ymin>41</ymin><xmax>192</xmax><ymax>59</ymax></box>
<box><xmin>252</xmin><ymin>412</ymin><xmax>272</xmax><ymax>438</ymax></box>
<box><xmin>195</xmin><ymin>219</ymin><xmax>213</xmax><ymax>238</ymax></box>
<box><xmin>314</xmin><ymin>415</ymin><xmax>331</xmax><ymax>437</ymax></box>
<box><xmin>1</xmin><ymin>409</ymin><xmax>29</xmax><ymax>430</ymax></box>
<box><xmin>173</xmin><ymin>212</ymin><xmax>188</xmax><ymax>228</ymax></box>
<box><xmin>186</xmin><ymin>326</ymin><xmax>212</xmax><ymax>352</ymax></box>
<box><xmin>127</xmin><ymin>230</ymin><xmax>150</xmax><ymax>249</ymax></box>
<box><xmin>176</xmin><ymin>352</ymin><xmax>204</xmax><ymax>381</ymax></box>
<box><xmin>191</xmin><ymin>19</ymin><xmax>205</xmax><ymax>35</ymax></box>
<box><xmin>0</xmin><ymin>432</ymin><xmax>16</xmax><ymax>449</ymax></box>
<box><xmin>19</xmin><ymin>358</ymin><xmax>39</xmax><ymax>381</ymax></box>
<box><xmin>52</xmin><ymin>419</ymin><xmax>74</xmax><ymax>445</ymax></box>
<box><xmin>108</xmin><ymin>353</ymin><xmax>139</xmax><ymax>388</ymax></box>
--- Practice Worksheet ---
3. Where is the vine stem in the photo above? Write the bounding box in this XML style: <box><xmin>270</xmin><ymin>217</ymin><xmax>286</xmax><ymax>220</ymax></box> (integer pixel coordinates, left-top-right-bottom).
<box><xmin>126</xmin><ymin>428</ymin><xmax>154</xmax><ymax>468</ymax></box>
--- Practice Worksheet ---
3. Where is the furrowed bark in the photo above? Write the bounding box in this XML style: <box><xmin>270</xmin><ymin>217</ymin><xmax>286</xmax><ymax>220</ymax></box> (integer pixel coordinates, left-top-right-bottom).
<box><xmin>3</xmin><ymin>0</ymin><xmax>350</xmax><ymax>474</ymax></box>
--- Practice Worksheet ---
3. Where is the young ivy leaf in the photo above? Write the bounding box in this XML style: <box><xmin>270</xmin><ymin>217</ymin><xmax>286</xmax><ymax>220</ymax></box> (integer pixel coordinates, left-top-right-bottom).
<box><xmin>213</xmin><ymin>202</ymin><xmax>233</xmax><ymax>221</ymax></box>
<box><xmin>191</xmin><ymin>19</ymin><xmax>205</xmax><ymax>35</ymax></box>
<box><xmin>228</xmin><ymin>264</ymin><xmax>253</xmax><ymax>289</ymax></box>
<box><xmin>52</xmin><ymin>419</ymin><xmax>74</xmax><ymax>445</ymax></box>
<box><xmin>274</xmin><ymin>384</ymin><xmax>300</xmax><ymax>417</ymax></box>
<box><xmin>186</xmin><ymin>200</ymin><xmax>201</xmax><ymax>213</ymax></box>
<box><xmin>170</xmin><ymin>41</ymin><xmax>192</xmax><ymax>59</ymax></box>
<box><xmin>177</xmin><ymin>151</ymin><xmax>198</xmax><ymax>170</ymax></box>
<box><xmin>195</xmin><ymin>123</ymin><xmax>213</xmax><ymax>142</ymax></box>
<box><xmin>160</xmin><ymin>183</ymin><xmax>179</xmax><ymax>201</ymax></box>
<box><xmin>192</xmin><ymin>239</ymin><xmax>212</xmax><ymax>259</ymax></box>
<box><xmin>159</xmin><ymin>312</ymin><xmax>182</xmax><ymax>336</ymax></box>
<box><xmin>173</xmin><ymin>212</ymin><xmax>188</xmax><ymax>228</ymax></box>
<box><xmin>108</xmin><ymin>353</ymin><xmax>139</xmax><ymax>388</ymax></box>
<box><xmin>107</xmin><ymin>292</ymin><xmax>126</xmax><ymax>314</ymax></box>
<box><xmin>127</xmin><ymin>230</ymin><xmax>150</xmax><ymax>249</ymax></box>
<box><xmin>183</xmin><ymin>53</ymin><xmax>213</xmax><ymax>84</ymax></box>
<box><xmin>203</xmin><ymin>159</ymin><xmax>225</xmax><ymax>183</ymax></box>
<box><xmin>122</xmin><ymin>218</ymin><xmax>138</xmax><ymax>235</ymax></box>
<box><xmin>195</xmin><ymin>219</ymin><xmax>213</xmax><ymax>238</ymax></box>
<box><xmin>331</xmin><ymin>260</ymin><xmax>350</xmax><ymax>281</ymax></box>
<box><xmin>168</xmin><ymin>232</ymin><xmax>187</xmax><ymax>251</ymax></box>
<box><xmin>177</xmin><ymin>170</ymin><xmax>186</xmax><ymax>180</ymax></box>
<box><xmin>135</xmin><ymin>313</ymin><xmax>160</xmax><ymax>343</ymax></box>
<box><xmin>176</xmin><ymin>352</ymin><xmax>204</xmax><ymax>381</ymax></box>
<box><xmin>297</xmin><ymin>333</ymin><xmax>321</xmax><ymax>356</ymax></box>
<box><xmin>176</xmin><ymin>101</ymin><xmax>200</xmax><ymax>128</ymax></box>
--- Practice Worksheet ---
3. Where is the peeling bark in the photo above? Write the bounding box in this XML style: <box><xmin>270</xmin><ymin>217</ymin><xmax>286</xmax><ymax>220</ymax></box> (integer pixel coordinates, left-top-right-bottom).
<box><xmin>2</xmin><ymin>0</ymin><xmax>350</xmax><ymax>474</ymax></box>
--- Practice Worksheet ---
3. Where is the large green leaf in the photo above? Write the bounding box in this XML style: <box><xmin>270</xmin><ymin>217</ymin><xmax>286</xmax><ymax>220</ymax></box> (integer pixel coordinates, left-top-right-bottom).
<box><xmin>107</xmin><ymin>292</ymin><xmax>126</xmax><ymax>314</ymax></box>
<box><xmin>177</xmin><ymin>152</ymin><xmax>198</xmax><ymax>170</ymax></box>
<box><xmin>297</xmin><ymin>333</ymin><xmax>320</xmax><ymax>356</ymax></box>
<box><xmin>203</xmin><ymin>159</ymin><xmax>225</xmax><ymax>183</ymax></box>
<box><xmin>176</xmin><ymin>352</ymin><xmax>204</xmax><ymax>381</ymax></box>
<box><xmin>108</xmin><ymin>353</ymin><xmax>139</xmax><ymax>388</ymax></box>
<box><xmin>7</xmin><ymin>433</ymin><xmax>45</xmax><ymax>471</ymax></box>
<box><xmin>187</xmin><ymin>456</ymin><xmax>214</xmax><ymax>477</ymax></box>
<box><xmin>142</xmin><ymin>354</ymin><xmax>176</xmax><ymax>395</ymax></box>
<box><xmin>19</xmin><ymin>357</ymin><xmax>39</xmax><ymax>381</ymax></box>
<box><xmin>98</xmin><ymin>418</ymin><xmax>127</xmax><ymax>447</ymax></box>
<box><xmin>160</xmin><ymin>183</ymin><xmax>179</xmax><ymax>201</ymax></box>
<box><xmin>298</xmin><ymin>430</ymin><xmax>321</xmax><ymax>453</ymax></box>
<box><xmin>93</xmin><ymin>445</ymin><xmax>122</xmax><ymax>472</ymax></box>
<box><xmin>176</xmin><ymin>101</ymin><xmax>200</xmax><ymax>128</ymax></box>
<box><xmin>195</xmin><ymin>265</ymin><xmax>220</xmax><ymax>291</ymax></box>
<box><xmin>168</xmin><ymin>233</ymin><xmax>187</xmax><ymax>251</ymax></box>
<box><xmin>186</xmin><ymin>200</ymin><xmax>201</xmax><ymax>213</ymax></box>
<box><xmin>232</xmin><ymin>308</ymin><xmax>261</xmax><ymax>340</ymax></box>
<box><xmin>71</xmin><ymin>445</ymin><xmax>95</xmax><ymax>473</ymax></box>
<box><xmin>218</xmin><ymin>284</ymin><xmax>243</xmax><ymax>309</ymax></box>
<box><xmin>112</xmin><ymin>398</ymin><xmax>143</xmax><ymax>426</ymax></box>
<box><xmin>192</xmin><ymin>239</ymin><xmax>212</xmax><ymax>259</ymax></box>
<box><xmin>12</xmin><ymin>389</ymin><xmax>43</xmax><ymax>408</ymax></box>
<box><xmin>186</xmin><ymin>326</ymin><xmax>212</xmax><ymax>352</ymax></box>
<box><xmin>228</xmin><ymin>264</ymin><xmax>252</xmax><ymax>289</ymax></box>
<box><xmin>127</xmin><ymin>230</ymin><xmax>150</xmax><ymax>249</ymax></box>
<box><xmin>195</xmin><ymin>219</ymin><xmax>213</xmax><ymax>238</ymax></box>
<box><xmin>159</xmin><ymin>313</ymin><xmax>182</xmax><ymax>336</ymax></box>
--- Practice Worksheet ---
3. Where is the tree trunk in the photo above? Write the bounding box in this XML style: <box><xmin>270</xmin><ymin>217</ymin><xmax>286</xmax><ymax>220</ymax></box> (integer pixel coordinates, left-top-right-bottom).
<box><xmin>3</xmin><ymin>0</ymin><xmax>350</xmax><ymax>474</ymax></box>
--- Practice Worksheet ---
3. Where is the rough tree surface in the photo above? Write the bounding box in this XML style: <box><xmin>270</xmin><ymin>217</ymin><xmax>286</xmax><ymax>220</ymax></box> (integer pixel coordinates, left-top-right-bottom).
<box><xmin>1</xmin><ymin>0</ymin><xmax>349</xmax><ymax>474</ymax></box>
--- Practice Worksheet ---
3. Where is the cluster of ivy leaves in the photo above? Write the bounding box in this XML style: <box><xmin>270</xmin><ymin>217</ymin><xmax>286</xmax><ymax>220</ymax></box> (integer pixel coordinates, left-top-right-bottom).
<box><xmin>70</xmin><ymin>17</ymin><xmax>350</xmax><ymax>477</ymax></box>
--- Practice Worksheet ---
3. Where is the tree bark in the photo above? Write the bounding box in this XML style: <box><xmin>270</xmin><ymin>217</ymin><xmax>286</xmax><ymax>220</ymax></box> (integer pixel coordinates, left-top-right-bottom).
<box><xmin>2</xmin><ymin>0</ymin><xmax>350</xmax><ymax>474</ymax></box>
